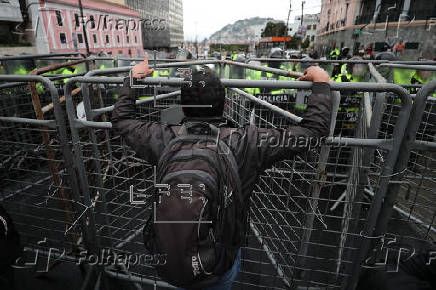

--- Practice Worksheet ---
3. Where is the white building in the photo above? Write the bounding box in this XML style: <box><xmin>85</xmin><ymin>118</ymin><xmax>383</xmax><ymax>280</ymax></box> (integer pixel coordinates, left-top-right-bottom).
<box><xmin>169</xmin><ymin>0</ymin><xmax>184</xmax><ymax>48</ymax></box>
<box><xmin>290</xmin><ymin>13</ymin><xmax>320</xmax><ymax>45</ymax></box>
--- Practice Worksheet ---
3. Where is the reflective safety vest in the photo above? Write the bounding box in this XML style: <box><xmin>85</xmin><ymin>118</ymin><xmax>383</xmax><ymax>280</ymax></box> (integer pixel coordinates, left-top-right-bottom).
<box><xmin>394</xmin><ymin>69</ymin><xmax>436</xmax><ymax>98</ymax></box>
<box><xmin>152</xmin><ymin>69</ymin><xmax>169</xmax><ymax>78</ymax></box>
<box><xmin>333</xmin><ymin>64</ymin><xmax>353</xmax><ymax>82</ymax></box>
<box><xmin>58</xmin><ymin>67</ymin><xmax>79</xmax><ymax>84</ymax></box>
<box><xmin>410</xmin><ymin>73</ymin><xmax>436</xmax><ymax>96</ymax></box>
<box><xmin>12</xmin><ymin>66</ymin><xmax>44</xmax><ymax>93</ymax></box>
<box><xmin>14</xmin><ymin>66</ymin><xmax>29</xmax><ymax>75</ymax></box>
<box><xmin>330</xmin><ymin>48</ymin><xmax>340</xmax><ymax>60</ymax></box>
<box><xmin>245</xmin><ymin>69</ymin><xmax>262</xmax><ymax>95</ymax></box>
<box><xmin>261</xmin><ymin>64</ymin><xmax>291</xmax><ymax>94</ymax></box>
<box><xmin>334</xmin><ymin>64</ymin><xmax>362</xmax><ymax>127</ymax></box>
<box><xmin>224</xmin><ymin>65</ymin><xmax>230</xmax><ymax>79</ymax></box>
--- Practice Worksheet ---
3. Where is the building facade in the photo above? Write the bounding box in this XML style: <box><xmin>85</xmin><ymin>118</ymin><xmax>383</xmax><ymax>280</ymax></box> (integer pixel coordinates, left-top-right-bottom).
<box><xmin>0</xmin><ymin>0</ymin><xmax>24</xmax><ymax>46</ymax></box>
<box><xmin>291</xmin><ymin>13</ymin><xmax>320</xmax><ymax>46</ymax></box>
<box><xmin>316</xmin><ymin>0</ymin><xmax>436</xmax><ymax>59</ymax></box>
<box><xmin>27</xmin><ymin>0</ymin><xmax>143</xmax><ymax>56</ymax></box>
<box><xmin>168</xmin><ymin>0</ymin><xmax>184</xmax><ymax>48</ymax></box>
<box><xmin>124</xmin><ymin>0</ymin><xmax>183</xmax><ymax>50</ymax></box>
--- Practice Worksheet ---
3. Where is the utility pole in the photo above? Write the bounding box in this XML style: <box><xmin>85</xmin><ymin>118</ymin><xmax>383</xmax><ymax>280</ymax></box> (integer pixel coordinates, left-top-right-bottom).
<box><xmin>78</xmin><ymin>0</ymin><xmax>90</xmax><ymax>55</ymax></box>
<box><xmin>195</xmin><ymin>21</ymin><xmax>198</xmax><ymax>58</ymax></box>
<box><xmin>300</xmin><ymin>0</ymin><xmax>305</xmax><ymax>49</ymax></box>
<box><xmin>284</xmin><ymin>0</ymin><xmax>292</xmax><ymax>50</ymax></box>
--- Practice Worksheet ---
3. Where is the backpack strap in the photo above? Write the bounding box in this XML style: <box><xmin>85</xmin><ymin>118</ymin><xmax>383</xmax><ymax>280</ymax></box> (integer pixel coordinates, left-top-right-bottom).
<box><xmin>216</xmin><ymin>137</ymin><xmax>242</xmax><ymax>204</ymax></box>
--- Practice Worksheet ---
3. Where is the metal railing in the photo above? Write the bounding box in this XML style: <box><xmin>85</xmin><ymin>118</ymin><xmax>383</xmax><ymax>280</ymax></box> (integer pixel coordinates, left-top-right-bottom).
<box><xmin>0</xmin><ymin>75</ymin><xmax>84</xmax><ymax>271</ymax></box>
<box><xmin>1</xmin><ymin>59</ymin><xmax>435</xmax><ymax>289</ymax></box>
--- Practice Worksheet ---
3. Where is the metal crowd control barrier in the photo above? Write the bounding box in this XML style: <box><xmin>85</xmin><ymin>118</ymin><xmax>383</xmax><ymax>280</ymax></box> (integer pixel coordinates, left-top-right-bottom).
<box><xmin>346</xmin><ymin>65</ymin><xmax>436</xmax><ymax>289</ymax></box>
<box><xmin>1</xmin><ymin>58</ymin><xmax>431</xmax><ymax>289</ymax></box>
<box><xmin>224</xmin><ymin>79</ymin><xmax>411</xmax><ymax>290</ymax></box>
<box><xmin>0</xmin><ymin>75</ymin><xmax>85</xmax><ymax>272</ymax></box>
<box><xmin>392</xmin><ymin>79</ymin><xmax>436</xmax><ymax>242</ymax></box>
<box><xmin>355</xmin><ymin>79</ymin><xmax>436</xmax><ymax>283</ymax></box>
<box><xmin>61</xmin><ymin>66</ymin><xmax>412</xmax><ymax>289</ymax></box>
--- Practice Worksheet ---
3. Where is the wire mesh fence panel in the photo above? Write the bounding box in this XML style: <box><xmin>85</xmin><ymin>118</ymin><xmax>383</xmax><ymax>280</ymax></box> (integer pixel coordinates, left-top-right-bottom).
<box><xmin>224</xmin><ymin>88</ymin><xmax>377</xmax><ymax>290</ymax></box>
<box><xmin>63</xmin><ymin>71</ymin><xmax>415</xmax><ymax>290</ymax></box>
<box><xmin>67</xmin><ymin>80</ymin><xmax>182</xmax><ymax>287</ymax></box>
<box><xmin>382</xmin><ymin>88</ymin><xmax>436</xmax><ymax>259</ymax></box>
<box><xmin>369</xmin><ymin>83</ymin><xmax>435</xmax><ymax>246</ymax></box>
<box><xmin>0</xmin><ymin>81</ymin><xmax>82</xmax><ymax>269</ymax></box>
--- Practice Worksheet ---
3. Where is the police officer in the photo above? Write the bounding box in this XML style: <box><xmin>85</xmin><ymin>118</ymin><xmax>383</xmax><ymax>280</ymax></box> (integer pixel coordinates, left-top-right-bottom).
<box><xmin>7</xmin><ymin>55</ymin><xmax>34</xmax><ymax>75</ymax></box>
<box><xmin>261</xmin><ymin>48</ymin><xmax>290</xmax><ymax>90</ymax></box>
<box><xmin>330</xmin><ymin>46</ymin><xmax>340</xmax><ymax>60</ymax></box>
<box><xmin>408</xmin><ymin>57</ymin><xmax>436</xmax><ymax>96</ymax></box>
<box><xmin>333</xmin><ymin>56</ymin><xmax>367</xmax><ymax>136</ymax></box>
<box><xmin>230</xmin><ymin>54</ymin><xmax>246</xmax><ymax>79</ymax></box>
<box><xmin>210</xmin><ymin>52</ymin><xmax>222</xmax><ymax>76</ymax></box>
<box><xmin>294</xmin><ymin>56</ymin><xmax>316</xmax><ymax>115</ymax></box>
<box><xmin>255</xmin><ymin>48</ymin><xmax>293</xmax><ymax>110</ymax></box>
<box><xmin>340</xmin><ymin>47</ymin><xmax>351</xmax><ymax>60</ymax></box>
<box><xmin>96</xmin><ymin>51</ymin><xmax>114</xmax><ymax>70</ymax></box>
<box><xmin>375</xmin><ymin>51</ymin><xmax>397</xmax><ymax>82</ymax></box>
<box><xmin>331</xmin><ymin>47</ymin><xmax>351</xmax><ymax>80</ymax></box>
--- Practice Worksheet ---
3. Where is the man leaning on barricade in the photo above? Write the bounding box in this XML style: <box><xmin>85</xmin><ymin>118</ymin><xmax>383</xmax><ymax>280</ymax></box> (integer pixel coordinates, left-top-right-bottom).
<box><xmin>111</xmin><ymin>53</ymin><xmax>333</xmax><ymax>290</ymax></box>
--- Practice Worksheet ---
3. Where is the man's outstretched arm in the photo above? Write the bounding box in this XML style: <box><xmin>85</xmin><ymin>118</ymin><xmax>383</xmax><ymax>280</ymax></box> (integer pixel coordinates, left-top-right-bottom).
<box><xmin>253</xmin><ymin>66</ymin><xmax>333</xmax><ymax>169</ymax></box>
<box><xmin>111</xmin><ymin>54</ymin><xmax>173</xmax><ymax>165</ymax></box>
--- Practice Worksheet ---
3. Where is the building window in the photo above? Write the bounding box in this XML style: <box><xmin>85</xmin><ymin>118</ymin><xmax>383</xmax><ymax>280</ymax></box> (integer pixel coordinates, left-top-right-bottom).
<box><xmin>311</xmin><ymin>35</ymin><xmax>315</xmax><ymax>41</ymax></box>
<box><xmin>74</xmin><ymin>13</ymin><xmax>80</xmax><ymax>27</ymax></box>
<box><xmin>89</xmin><ymin>15</ymin><xmax>95</xmax><ymax>29</ymax></box>
<box><xmin>313</xmin><ymin>24</ymin><xmax>316</xmax><ymax>30</ymax></box>
<box><xmin>135</xmin><ymin>36</ymin><xmax>137</xmax><ymax>43</ymax></box>
<box><xmin>126</xmin><ymin>35</ymin><xmax>129</xmax><ymax>43</ymax></box>
<box><xmin>77</xmin><ymin>33</ymin><xmax>84</xmax><ymax>44</ymax></box>
<box><xmin>117</xmin><ymin>35</ymin><xmax>120</xmax><ymax>44</ymax></box>
<box><xmin>93</xmin><ymin>34</ymin><xmax>97</xmax><ymax>44</ymax></box>
<box><xmin>59</xmin><ymin>32</ymin><xmax>66</xmax><ymax>44</ymax></box>
<box><xmin>55</xmin><ymin>10</ymin><xmax>63</xmax><ymax>26</ymax></box>
<box><xmin>106</xmin><ymin>35</ymin><xmax>110</xmax><ymax>44</ymax></box>
<box><xmin>307</xmin><ymin>25</ymin><xmax>311</xmax><ymax>30</ymax></box>
<box><xmin>103</xmin><ymin>16</ymin><xmax>107</xmax><ymax>30</ymax></box>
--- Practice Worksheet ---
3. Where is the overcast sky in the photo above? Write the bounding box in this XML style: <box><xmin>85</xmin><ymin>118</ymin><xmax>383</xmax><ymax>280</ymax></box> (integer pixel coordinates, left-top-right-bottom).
<box><xmin>183</xmin><ymin>0</ymin><xmax>322</xmax><ymax>41</ymax></box>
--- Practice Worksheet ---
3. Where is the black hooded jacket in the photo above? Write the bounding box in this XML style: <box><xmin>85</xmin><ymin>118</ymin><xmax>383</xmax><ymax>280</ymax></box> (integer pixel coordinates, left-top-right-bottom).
<box><xmin>112</xmin><ymin>78</ymin><xmax>332</xmax><ymax>202</ymax></box>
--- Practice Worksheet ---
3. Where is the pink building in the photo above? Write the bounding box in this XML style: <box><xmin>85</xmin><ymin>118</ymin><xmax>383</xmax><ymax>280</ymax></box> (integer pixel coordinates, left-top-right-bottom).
<box><xmin>316</xmin><ymin>0</ymin><xmax>435</xmax><ymax>58</ymax></box>
<box><xmin>30</xmin><ymin>0</ymin><xmax>143</xmax><ymax>57</ymax></box>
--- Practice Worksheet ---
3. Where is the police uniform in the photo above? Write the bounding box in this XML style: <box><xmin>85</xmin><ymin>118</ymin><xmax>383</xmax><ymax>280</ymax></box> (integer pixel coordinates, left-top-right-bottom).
<box><xmin>333</xmin><ymin>63</ymin><xmax>362</xmax><ymax>136</ymax></box>
<box><xmin>330</xmin><ymin>48</ymin><xmax>340</xmax><ymax>60</ymax></box>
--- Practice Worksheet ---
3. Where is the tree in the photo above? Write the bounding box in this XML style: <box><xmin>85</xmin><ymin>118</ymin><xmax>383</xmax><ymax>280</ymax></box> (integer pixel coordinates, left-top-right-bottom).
<box><xmin>261</xmin><ymin>22</ymin><xmax>289</xmax><ymax>37</ymax></box>
<box><xmin>301</xmin><ymin>37</ymin><xmax>310</xmax><ymax>50</ymax></box>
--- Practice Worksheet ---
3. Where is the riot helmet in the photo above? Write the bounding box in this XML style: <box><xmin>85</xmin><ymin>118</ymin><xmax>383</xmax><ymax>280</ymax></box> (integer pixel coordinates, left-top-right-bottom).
<box><xmin>375</xmin><ymin>52</ymin><xmax>397</xmax><ymax>81</ymax></box>
<box><xmin>340</xmin><ymin>47</ymin><xmax>350</xmax><ymax>60</ymax></box>
<box><xmin>268</xmin><ymin>48</ymin><xmax>283</xmax><ymax>69</ymax></box>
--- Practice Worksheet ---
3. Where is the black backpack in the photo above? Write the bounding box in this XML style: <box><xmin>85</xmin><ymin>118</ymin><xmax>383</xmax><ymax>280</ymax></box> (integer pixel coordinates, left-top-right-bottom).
<box><xmin>143</xmin><ymin>122</ymin><xmax>244</xmax><ymax>288</ymax></box>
